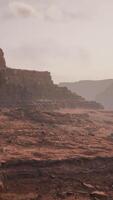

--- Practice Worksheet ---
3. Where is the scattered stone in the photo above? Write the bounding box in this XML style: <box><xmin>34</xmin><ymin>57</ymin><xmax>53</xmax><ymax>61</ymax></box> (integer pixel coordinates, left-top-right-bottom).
<box><xmin>90</xmin><ymin>191</ymin><xmax>108</xmax><ymax>199</ymax></box>
<box><xmin>66</xmin><ymin>191</ymin><xmax>74</xmax><ymax>197</ymax></box>
<box><xmin>76</xmin><ymin>190</ymin><xmax>88</xmax><ymax>194</ymax></box>
<box><xmin>56</xmin><ymin>191</ymin><xmax>66</xmax><ymax>199</ymax></box>
<box><xmin>50</xmin><ymin>174</ymin><xmax>56</xmax><ymax>179</ymax></box>
<box><xmin>56</xmin><ymin>191</ymin><xmax>74</xmax><ymax>199</ymax></box>
<box><xmin>82</xmin><ymin>182</ymin><xmax>95</xmax><ymax>191</ymax></box>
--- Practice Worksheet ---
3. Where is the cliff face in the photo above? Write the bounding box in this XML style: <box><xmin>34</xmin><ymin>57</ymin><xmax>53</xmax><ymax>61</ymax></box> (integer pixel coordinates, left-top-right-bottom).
<box><xmin>0</xmin><ymin>68</ymin><xmax>53</xmax><ymax>106</ymax></box>
<box><xmin>0</xmin><ymin>49</ymin><xmax>103</xmax><ymax>109</ymax></box>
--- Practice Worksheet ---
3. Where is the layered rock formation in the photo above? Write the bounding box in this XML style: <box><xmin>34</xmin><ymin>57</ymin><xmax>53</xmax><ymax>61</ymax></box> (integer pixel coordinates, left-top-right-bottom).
<box><xmin>0</xmin><ymin>49</ymin><xmax>103</xmax><ymax>109</ymax></box>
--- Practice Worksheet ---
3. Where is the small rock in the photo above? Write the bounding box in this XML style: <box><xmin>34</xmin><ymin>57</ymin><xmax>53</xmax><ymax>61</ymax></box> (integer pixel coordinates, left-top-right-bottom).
<box><xmin>90</xmin><ymin>191</ymin><xmax>108</xmax><ymax>199</ymax></box>
<box><xmin>56</xmin><ymin>192</ymin><xmax>66</xmax><ymax>199</ymax></box>
<box><xmin>50</xmin><ymin>174</ymin><xmax>56</xmax><ymax>179</ymax></box>
<box><xmin>66</xmin><ymin>191</ymin><xmax>74</xmax><ymax>197</ymax></box>
<box><xmin>82</xmin><ymin>182</ymin><xmax>95</xmax><ymax>190</ymax></box>
<box><xmin>56</xmin><ymin>191</ymin><xmax>74</xmax><ymax>199</ymax></box>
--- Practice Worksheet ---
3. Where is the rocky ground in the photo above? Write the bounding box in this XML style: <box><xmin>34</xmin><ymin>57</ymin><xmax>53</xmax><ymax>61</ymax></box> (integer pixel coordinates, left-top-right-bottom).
<box><xmin>0</xmin><ymin>107</ymin><xmax>113</xmax><ymax>199</ymax></box>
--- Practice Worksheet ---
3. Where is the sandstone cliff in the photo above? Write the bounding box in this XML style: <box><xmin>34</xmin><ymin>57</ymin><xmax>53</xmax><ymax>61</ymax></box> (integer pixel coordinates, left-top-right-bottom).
<box><xmin>0</xmin><ymin>49</ymin><xmax>103</xmax><ymax>109</ymax></box>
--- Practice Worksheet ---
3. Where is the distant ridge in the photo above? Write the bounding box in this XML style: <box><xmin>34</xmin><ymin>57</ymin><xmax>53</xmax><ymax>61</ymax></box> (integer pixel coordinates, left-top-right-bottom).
<box><xmin>59</xmin><ymin>79</ymin><xmax>113</xmax><ymax>109</ymax></box>
<box><xmin>96</xmin><ymin>82</ymin><xmax>113</xmax><ymax>109</ymax></box>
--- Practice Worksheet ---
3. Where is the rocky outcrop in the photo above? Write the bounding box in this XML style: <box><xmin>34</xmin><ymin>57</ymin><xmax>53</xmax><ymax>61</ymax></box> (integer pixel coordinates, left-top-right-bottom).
<box><xmin>0</xmin><ymin>49</ymin><xmax>103</xmax><ymax>109</ymax></box>
<box><xmin>0</xmin><ymin>67</ymin><xmax>82</xmax><ymax>107</ymax></box>
<box><xmin>0</xmin><ymin>48</ymin><xmax>6</xmax><ymax>69</ymax></box>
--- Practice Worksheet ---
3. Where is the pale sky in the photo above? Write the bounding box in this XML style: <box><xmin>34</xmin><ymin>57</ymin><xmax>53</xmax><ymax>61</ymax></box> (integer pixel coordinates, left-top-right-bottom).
<box><xmin>0</xmin><ymin>0</ymin><xmax>113</xmax><ymax>83</ymax></box>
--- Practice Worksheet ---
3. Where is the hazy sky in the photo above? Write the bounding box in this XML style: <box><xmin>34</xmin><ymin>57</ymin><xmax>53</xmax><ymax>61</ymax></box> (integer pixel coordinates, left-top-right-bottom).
<box><xmin>0</xmin><ymin>0</ymin><xmax>113</xmax><ymax>83</ymax></box>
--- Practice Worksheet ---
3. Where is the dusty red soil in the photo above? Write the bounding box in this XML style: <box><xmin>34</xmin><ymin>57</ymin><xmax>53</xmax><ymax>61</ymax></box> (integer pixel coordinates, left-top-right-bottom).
<box><xmin>0</xmin><ymin>107</ymin><xmax>113</xmax><ymax>199</ymax></box>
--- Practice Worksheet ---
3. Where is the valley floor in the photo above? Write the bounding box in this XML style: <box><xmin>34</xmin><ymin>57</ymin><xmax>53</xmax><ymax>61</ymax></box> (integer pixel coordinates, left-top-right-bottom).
<box><xmin>0</xmin><ymin>107</ymin><xmax>113</xmax><ymax>199</ymax></box>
